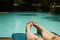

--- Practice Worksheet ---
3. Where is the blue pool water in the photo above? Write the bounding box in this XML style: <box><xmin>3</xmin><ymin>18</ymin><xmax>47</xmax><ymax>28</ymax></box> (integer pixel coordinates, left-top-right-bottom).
<box><xmin>0</xmin><ymin>12</ymin><xmax>60</xmax><ymax>37</ymax></box>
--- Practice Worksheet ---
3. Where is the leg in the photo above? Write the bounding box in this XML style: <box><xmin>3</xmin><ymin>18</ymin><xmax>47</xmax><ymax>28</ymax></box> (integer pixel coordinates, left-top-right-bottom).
<box><xmin>52</xmin><ymin>36</ymin><xmax>60</xmax><ymax>40</ymax></box>
<box><xmin>26</xmin><ymin>21</ymin><xmax>44</xmax><ymax>40</ymax></box>
<box><xmin>33</xmin><ymin>22</ymin><xmax>60</xmax><ymax>40</ymax></box>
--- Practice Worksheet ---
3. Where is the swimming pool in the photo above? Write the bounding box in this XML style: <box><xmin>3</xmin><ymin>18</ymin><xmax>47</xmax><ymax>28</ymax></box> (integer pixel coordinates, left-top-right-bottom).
<box><xmin>0</xmin><ymin>12</ymin><xmax>60</xmax><ymax>37</ymax></box>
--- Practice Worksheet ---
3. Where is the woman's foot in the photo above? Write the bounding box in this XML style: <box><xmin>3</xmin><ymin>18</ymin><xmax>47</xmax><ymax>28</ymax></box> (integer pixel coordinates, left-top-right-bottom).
<box><xmin>32</xmin><ymin>22</ymin><xmax>43</xmax><ymax>34</ymax></box>
<box><xmin>26</xmin><ymin>21</ymin><xmax>37</xmax><ymax>40</ymax></box>
<box><xmin>26</xmin><ymin>21</ymin><xmax>44</xmax><ymax>40</ymax></box>
<box><xmin>32</xmin><ymin>22</ymin><xmax>56</xmax><ymax>40</ymax></box>
<box><xmin>26</xmin><ymin>21</ymin><xmax>33</xmax><ymax>31</ymax></box>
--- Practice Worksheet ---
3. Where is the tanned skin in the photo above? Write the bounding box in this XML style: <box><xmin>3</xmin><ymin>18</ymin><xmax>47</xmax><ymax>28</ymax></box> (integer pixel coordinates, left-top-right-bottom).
<box><xmin>26</xmin><ymin>21</ymin><xmax>60</xmax><ymax>40</ymax></box>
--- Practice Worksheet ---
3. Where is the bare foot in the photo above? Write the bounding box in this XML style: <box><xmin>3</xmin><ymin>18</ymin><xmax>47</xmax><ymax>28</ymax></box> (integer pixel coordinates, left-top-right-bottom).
<box><xmin>32</xmin><ymin>22</ymin><xmax>42</xmax><ymax>34</ymax></box>
<box><xmin>26</xmin><ymin>21</ymin><xmax>33</xmax><ymax>28</ymax></box>
<box><xmin>26</xmin><ymin>21</ymin><xmax>38</xmax><ymax>40</ymax></box>
<box><xmin>26</xmin><ymin>21</ymin><xmax>44</xmax><ymax>40</ymax></box>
